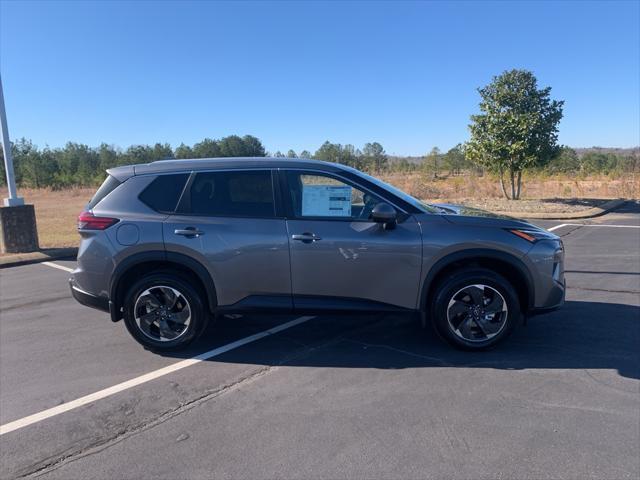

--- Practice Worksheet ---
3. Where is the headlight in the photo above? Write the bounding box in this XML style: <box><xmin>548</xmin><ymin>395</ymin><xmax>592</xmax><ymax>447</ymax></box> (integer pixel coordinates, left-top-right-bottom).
<box><xmin>507</xmin><ymin>228</ymin><xmax>559</xmax><ymax>243</ymax></box>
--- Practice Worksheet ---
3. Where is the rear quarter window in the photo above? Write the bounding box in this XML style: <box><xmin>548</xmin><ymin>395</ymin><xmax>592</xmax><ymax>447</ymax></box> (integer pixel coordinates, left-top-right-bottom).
<box><xmin>139</xmin><ymin>173</ymin><xmax>189</xmax><ymax>213</ymax></box>
<box><xmin>87</xmin><ymin>175</ymin><xmax>121</xmax><ymax>210</ymax></box>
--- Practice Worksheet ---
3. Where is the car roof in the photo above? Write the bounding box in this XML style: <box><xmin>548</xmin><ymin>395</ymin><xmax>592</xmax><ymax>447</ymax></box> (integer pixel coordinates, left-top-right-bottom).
<box><xmin>106</xmin><ymin>157</ymin><xmax>346</xmax><ymax>181</ymax></box>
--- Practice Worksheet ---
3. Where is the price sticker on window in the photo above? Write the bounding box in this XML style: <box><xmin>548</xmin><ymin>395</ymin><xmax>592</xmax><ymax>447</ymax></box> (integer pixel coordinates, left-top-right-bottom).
<box><xmin>301</xmin><ymin>185</ymin><xmax>352</xmax><ymax>217</ymax></box>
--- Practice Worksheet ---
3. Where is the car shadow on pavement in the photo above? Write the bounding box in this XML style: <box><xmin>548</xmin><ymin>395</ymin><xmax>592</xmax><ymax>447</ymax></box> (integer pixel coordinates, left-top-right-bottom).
<box><xmin>162</xmin><ymin>300</ymin><xmax>640</xmax><ymax>381</ymax></box>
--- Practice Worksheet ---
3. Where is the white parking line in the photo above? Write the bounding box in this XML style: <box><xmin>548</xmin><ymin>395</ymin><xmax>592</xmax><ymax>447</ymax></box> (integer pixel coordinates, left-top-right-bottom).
<box><xmin>0</xmin><ymin>315</ymin><xmax>315</xmax><ymax>436</ymax></box>
<box><xmin>548</xmin><ymin>223</ymin><xmax>640</xmax><ymax>231</ymax></box>
<box><xmin>547</xmin><ymin>224</ymin><xmax>568</xmax><ymax>231</ymax></box>
<box><xmin>42</xmin><ymin>261</ymin><xmax>74</xmax><ymax>273</ymax></box>
<box><xmin>563</xmin><ymin>223</ymin><xmax>640</xmax><ymax>228</ymax></box>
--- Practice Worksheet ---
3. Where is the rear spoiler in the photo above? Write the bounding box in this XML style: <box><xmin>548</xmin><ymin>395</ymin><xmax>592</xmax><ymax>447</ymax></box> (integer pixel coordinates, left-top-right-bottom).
<box><xmin>105</xmin><ymin>165</ymin><xmax>136</xmax><ymax>182</ymax></box>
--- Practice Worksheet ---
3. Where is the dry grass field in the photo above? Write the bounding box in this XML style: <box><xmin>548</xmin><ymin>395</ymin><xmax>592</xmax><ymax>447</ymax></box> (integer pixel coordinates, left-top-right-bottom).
<box><xmin>1</xmin><ymin>187</ymin><xmax>94</xmax><ymax>249</ymax></box>
<box><xmin>381</xmin><ymin>172</ymin><xmax>639</xmax><ymax>203</ymax></box>
<box><xmin>1</xmin><ymin>173</ymin><xmax>638</xmax><ymax>249</ymax></box>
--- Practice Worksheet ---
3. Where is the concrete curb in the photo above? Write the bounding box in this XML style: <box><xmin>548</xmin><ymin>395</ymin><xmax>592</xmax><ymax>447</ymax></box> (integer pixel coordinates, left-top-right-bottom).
<box><xmin>500</xmin><ymin>198</ymin><xmax>627</xmax><ymax>220</ymax></box>
<box><xmin>0</xmin><ymin>247</ymin><xmax>78</xmax><ymax>269</ymax></box>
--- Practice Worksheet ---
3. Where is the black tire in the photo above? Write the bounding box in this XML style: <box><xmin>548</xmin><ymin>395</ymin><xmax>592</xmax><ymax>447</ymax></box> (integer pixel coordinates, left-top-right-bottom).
<box><xmin>430</xmin><ymin>268</ymin><xmax>521</xmax><ymax>351</ymax></box>
<box><xmin>123</xmin><ymin>271</ymin><xmax>208</xmax><ymax>351</ymax></box>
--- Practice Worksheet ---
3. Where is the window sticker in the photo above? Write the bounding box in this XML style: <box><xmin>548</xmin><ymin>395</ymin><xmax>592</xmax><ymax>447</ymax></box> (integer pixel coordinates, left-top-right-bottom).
<box><xmin>301</xmin><ymin>185</ymin><xmax>352</xmax><ymax>217</ymax></box>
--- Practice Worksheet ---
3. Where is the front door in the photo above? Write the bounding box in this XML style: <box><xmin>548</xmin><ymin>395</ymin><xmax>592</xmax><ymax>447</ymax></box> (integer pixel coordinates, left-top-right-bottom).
<box><xmin>282</xmin><ymin>170</ymin><xmax>422</xmax><ymax>310</ymax></box>
<box><xmin>163</xmin><ymin>169</ymin><xmax>292</xmax><ymax>309</ymax></box>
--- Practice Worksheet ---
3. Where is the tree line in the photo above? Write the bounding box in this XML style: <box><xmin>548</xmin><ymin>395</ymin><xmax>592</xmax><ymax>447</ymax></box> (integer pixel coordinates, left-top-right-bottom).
<box><xmin>0</xmin><ymin>134</ymin><xmax>636</xmax><ymax>191</ymax></box>
<box><xmin>392</xmin><ymin>145</ymin><xmax>638</xmax><ymax>177</ymax></box>
<box><xmin>0</xmin><ymin>135</ymin><xmax>394</xmax><ymax>189</ymax></box>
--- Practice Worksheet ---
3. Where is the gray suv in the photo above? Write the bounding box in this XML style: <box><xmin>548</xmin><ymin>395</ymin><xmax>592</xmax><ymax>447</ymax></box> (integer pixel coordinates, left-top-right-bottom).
<box><xmin>70</xmin><ymin>157</ymin><xmax>565</xmax><ymax>351</ymax></box>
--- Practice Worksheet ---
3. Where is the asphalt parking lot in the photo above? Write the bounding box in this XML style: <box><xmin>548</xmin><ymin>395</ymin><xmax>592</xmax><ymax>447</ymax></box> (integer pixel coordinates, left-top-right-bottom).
<box><xmin>1</xmin><ymin>203</ymin><xmax>639</xmax><ymax>480</ymax></box>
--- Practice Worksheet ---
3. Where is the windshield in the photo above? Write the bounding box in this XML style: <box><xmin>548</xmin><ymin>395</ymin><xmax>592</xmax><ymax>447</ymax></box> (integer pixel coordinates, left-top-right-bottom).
<box><xmin>343</xmin><ymin>167</ymin><xmax>440</xmax><ymax>214</ymax></box>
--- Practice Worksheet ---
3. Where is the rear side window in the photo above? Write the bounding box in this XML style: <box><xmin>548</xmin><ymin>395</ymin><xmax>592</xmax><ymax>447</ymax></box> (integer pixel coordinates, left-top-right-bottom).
<box><xmin>186</xmin><ymin>170</ymin><xmax>275</xmax><ymax>217</ymax></box>
<box><xmin>87</xmin><ymin>175</ymin><xmax>121</xmax><ymax>210</ymax></box>
<box><xmin>139</xmin><ymin>173</ymin><xmax>189</xmax><ymax>213</ymax></box>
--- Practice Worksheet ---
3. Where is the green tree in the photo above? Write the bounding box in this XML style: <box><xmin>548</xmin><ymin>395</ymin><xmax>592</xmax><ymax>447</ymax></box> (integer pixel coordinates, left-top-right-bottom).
<box><xmin>151</xmin><ymin>142</ymin><xmax>173</xmax><ymax>160</ymax></box>
<box><xmin>122</xmin><ymin>145</ymin><xmax>155</xmax><ymax>166</ymax></box>
<box><xmin>362</xmin><ymin>142</ymin><xmax>387</xmax><ymax>172</ymax></box>
<box><xmin>286</xmin><ymin>149</ymin><xmax>298</xmax><ymax>158</ymax></box>
<box><xmin>424</xmin><ymin>147</ymin><xmax>441</xmax><ymax>179</ymax></box>
<box><xmin>9</xmin><ymin>139</ymin><xmax>59</xmax><ymax>187</ymax></box>
<box><xmin>241</xmin><ymin>135</ymin><xmax>266</xmax><ymax>156</ymax></box>
<box><xmin>299</xmin><ymin>150</ymin><xmax>312</xmax><ymax>159</ymax></box>
<box><xmin>314</xmin><ymin>141</ymin><xmax>342</xmax><ymax>163</ymax></box>
<box><xmin>218</xmin><ymin>135</ymin><xmax>247</xmax><ymax>157</ymax></box>
<box><xmin>442</xmin><ymin>144</ymin><xmax>468</xmax><ymax>175</ymax></box>
<box><xmin>581</xmin><ymin>152</ymin><xmax>618</xmax><ymax>174</ymax></box>
<box><xmin>193</xmin><ymin>138</ymin><xmax>221</xmax><ymax>158</ymax></box>
<box><xmin>314</xmin><ymin>141</ymin><xmax>361</xmax><ymax>167</ymax></box>
<box><xmin>174</xmin><ymin>143</ymin><xmax>194</xmax><ymax>159</ymax></box>
<box><xmin>546</xmin><ymin>146</ymin><xmax>579</xmax><ymax>174</ymax></box>
<box><xmin>466</xmin><ymin>69</ymin><xmax>564</xmax><ymax>199</ymax></box>
<box><xmin>97</xmin><ymin>143</ymin><xmax>118</xmax><ymax>172</ymax></box>
<box><xmin>58</xmin><ymin>142</ymin><xmax>98</xmax><ymax>186</ymax></box>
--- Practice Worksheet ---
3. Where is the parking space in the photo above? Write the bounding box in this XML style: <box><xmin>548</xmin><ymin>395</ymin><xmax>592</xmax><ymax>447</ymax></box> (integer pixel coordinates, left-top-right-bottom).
<box><xmin>1</xmin><ymin>203</ymin><xmax>639</xmax><ymax>479</ymax></box>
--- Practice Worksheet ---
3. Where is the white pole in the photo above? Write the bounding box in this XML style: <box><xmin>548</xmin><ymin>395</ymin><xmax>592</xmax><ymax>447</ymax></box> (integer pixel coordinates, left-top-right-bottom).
<box><xmin>0</xmin><ymin>74</ymin><xmax>24</xmax><ymax>207</ymax></box>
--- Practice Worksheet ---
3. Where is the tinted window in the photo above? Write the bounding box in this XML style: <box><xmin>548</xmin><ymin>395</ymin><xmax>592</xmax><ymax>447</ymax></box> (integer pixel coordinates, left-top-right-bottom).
<box><xmin>139</xmin><ymin>173</ymin><xmax>189</xmax><ymax>212</ymax></box>
<box><xmin>87</xmin><ymin>175</ymin><xmax>121</xmax><ymax>209</ymax></box>
<box><xmin>188</xmin><ymin>171</ymin><xmax>275</xmax><ymax>217</ymax></box>
<box><xmin>286</xmin><ymin>171</ymin><xmax>385</xmax><ymax>220</ymax></box>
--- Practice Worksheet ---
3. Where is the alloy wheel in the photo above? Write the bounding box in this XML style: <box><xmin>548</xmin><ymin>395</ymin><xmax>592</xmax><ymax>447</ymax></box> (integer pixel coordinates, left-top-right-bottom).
<box><xmin>446</xmin><ymin>284</ymin><xmax>508</xmax><ymax>342</ymax></box>
<box><xmin>133</xmin><ymin>286</ymin><xmax>192</xmax><ymax>342</ymax></box>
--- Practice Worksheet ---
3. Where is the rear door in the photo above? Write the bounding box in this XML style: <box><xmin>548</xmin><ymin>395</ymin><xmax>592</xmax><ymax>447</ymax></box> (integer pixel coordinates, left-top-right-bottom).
<box><xmin>163</xmin><ymin>169</ymin><xmax>292</xmax><ymax>309</ymax></box>
<box><xmin>281</xmin><ymin>169</ymin><xmax>422</xmax><ymax>310</ymax></box>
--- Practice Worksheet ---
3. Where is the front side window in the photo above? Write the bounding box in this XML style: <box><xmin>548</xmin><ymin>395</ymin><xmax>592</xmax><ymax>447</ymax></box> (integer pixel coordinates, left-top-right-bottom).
<box><xmin>187</xmin><ymin>170</ymin><xmax>275</xmax><ymax>217</ymax></box>
<box><xmin>342</xmin><ymin>166</ymin><xmax>440</xmax><ymax>214</ymax></box>
<box><xmin>286</xmin><ymin>171</ymin><xmax>385</xmax><ymax>220</ymax></box>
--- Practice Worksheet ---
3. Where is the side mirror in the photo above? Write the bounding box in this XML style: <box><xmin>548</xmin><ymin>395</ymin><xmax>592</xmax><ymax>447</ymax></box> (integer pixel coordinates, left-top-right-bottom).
<box><xmin>370</xmin><ymin>202</ymin><xmax>397</xmax><ymax>229</ymax></box>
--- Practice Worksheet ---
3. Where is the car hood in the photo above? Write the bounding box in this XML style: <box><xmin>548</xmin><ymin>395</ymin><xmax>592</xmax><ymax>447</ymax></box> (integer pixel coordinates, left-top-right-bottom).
<box><xmin>432</xmin><ymin>203</ymin><xmax>515</xmax><ymax>219</ymax></box>
<box><xmin>430</xmin><ymin>203</ymin><xmax>542</xmax><ymax>230</ymax></box>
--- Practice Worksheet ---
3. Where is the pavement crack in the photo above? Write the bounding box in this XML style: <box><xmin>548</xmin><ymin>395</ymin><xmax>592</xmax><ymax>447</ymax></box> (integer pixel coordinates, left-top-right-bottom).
<box><xmin>18</xmin><ymin>365</ymin><xmax>277</xmax><ymax>479</ymax></box>
<box><xmin>0</xmin><ymin>294</ymin><xmax>71</xmax><ymax>313</ymax></box>
<box><xmin>570</xmin><ymin>286</ymin><xmax>640</xmax><ymax>294</ymax></box>
<box><xmin>556</xmin><ymin>224</ymin><xmax>585</xmax><ymax>237</ymax></box>
<box><xmin>343</xmin><ymin>339</ymin><xmax>453</xmax><ymax>366</ymax></box>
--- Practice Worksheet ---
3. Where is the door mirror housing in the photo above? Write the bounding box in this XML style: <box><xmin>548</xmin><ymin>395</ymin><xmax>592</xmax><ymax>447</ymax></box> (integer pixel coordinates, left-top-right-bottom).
<box><xmin>370</xmin><ymin>202</ymin><xmax>397</xmax><ymax>229</ymax></box>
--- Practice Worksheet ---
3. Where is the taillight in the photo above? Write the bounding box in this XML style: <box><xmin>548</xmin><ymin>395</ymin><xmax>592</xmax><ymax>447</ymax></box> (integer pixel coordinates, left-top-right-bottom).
<box><xmin>77</xmin><ymin>211</ymin><xmax>119</xmax><ymax>230</ymax></box>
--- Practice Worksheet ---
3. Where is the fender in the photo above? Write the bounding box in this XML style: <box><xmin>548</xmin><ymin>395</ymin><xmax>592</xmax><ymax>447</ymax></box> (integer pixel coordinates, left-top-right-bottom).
<box><xmin>109</xmin><ymin>250</ymin><xmax>217</xmax><ymax>321</ymax></box>
<box><xmin>419</xmin><ymin>248</ymin><xmax>535</xmax><ymax>312</ymax></box>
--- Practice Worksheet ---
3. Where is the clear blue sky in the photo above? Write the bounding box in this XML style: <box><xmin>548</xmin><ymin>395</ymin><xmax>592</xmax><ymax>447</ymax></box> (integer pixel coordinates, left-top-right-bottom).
<box><xmin>1</xmin><ymin>0</ymin><xmax>638</xmax><ymax>156</ymax></box>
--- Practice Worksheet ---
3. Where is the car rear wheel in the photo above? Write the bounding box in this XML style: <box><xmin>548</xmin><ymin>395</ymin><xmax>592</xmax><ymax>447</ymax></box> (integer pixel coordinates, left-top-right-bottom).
<box><xmin>431</xmin><ymin>268</ymin><xmax>521</xmax><ymax>350</ymax></box>
<box><xmin>123</xmin><ymin>272</ymin><xmax>207</xmax><ymax>351</ymax></box>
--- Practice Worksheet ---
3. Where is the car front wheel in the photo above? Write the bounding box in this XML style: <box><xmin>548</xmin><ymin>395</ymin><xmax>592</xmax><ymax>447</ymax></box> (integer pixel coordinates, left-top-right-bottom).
<box><xmin>431</xmin><ymin>268</ymin><xmax>521</xmax><ymax>350</ymax></box>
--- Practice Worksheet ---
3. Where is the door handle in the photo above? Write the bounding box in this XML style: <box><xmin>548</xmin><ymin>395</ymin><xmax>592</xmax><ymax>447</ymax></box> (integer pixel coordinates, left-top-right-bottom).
<box><xmin>174</xmin><ymin>227</ymin><xmax>204</xmax><ymax>238</ymax></box>
<box><xmin>291</xmin><ymin>233</ymin><xmax>322</xmax><ymax>244</ymax></box>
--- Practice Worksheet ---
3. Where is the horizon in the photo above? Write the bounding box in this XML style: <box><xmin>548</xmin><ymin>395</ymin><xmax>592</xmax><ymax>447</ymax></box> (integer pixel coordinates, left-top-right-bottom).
<box><xmin>1</xmin><ymin>1</ymin><xmax>639</xmax><ymax>156</ymax></box>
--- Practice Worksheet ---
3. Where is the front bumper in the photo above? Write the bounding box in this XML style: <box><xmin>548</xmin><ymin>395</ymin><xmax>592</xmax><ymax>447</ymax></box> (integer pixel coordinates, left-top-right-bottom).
<box><xmin>530</xmin><ymin>278</ymin><xmax>565</xmax><ymax>315</ymax></box>
<box><xmin>69</xmin><ymin>279</ymin><xmax>110</xmax><ymax>313</ymax></box>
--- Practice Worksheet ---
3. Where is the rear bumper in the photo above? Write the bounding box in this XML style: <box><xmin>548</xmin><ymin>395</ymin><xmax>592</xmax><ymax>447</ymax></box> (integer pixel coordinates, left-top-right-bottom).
<box><xmin>69</xmin><ymin>279</ymin><xmax>110</xmax><ymax>313</ymax></box>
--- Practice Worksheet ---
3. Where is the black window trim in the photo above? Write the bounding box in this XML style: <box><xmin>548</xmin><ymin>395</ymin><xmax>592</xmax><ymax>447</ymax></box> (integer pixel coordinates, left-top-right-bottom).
<box><xmin>277</xmin><ymin>168</ymin><xmax>410</xmax><ymax>223</ymax></box>
<box><xmin>174</xmin><ymin>168</ymin><xmax>283</xmax><ymax>220</ymax></box>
